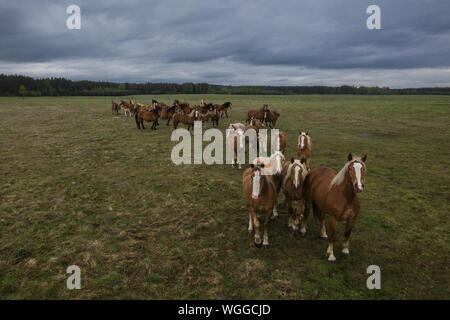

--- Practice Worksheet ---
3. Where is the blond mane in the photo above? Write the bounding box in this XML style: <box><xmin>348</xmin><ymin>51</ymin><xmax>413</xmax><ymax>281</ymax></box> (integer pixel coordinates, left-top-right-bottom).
<box><xmin>297</xmin><ymin>133</ymin><xmax>311</xmax><ymax>148</ymax></box>
<box><xmin>283</xmin><ymin>160</ymin><xmax>307</xmax><ymax>186</ymax></box>
<box><xmin>330</xmin><ymin>157</ymin><xmax>366</xmax><ymax>189</ymax></box>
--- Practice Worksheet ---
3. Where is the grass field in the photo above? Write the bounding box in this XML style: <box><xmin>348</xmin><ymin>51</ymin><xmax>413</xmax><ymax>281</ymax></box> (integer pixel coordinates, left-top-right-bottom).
<box><xmin>0</xmin><ymin>94</ymin><xmax>449</xmax><ymax>299</ymax></box>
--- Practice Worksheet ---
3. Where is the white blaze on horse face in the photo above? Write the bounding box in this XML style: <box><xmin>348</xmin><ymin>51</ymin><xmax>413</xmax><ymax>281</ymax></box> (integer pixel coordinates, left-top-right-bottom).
<box><xmin>300</xmin><ymin>135</ymin><xmax>305</xmax><ymax>149</ymax></box>
<box><xmin>354</xmin><ymin>162</ymin><xmax>363</xmax><ymax>190</ymax></box>
<box><xmin>294</xmin><ymin>166</ymin><xmax>300</xmax><ymax>188</ymax></box>
<box><xmin>276</xmin><ymin>155</ymin><xmax>282</xmax><ymax>174</ymax></box>
<box><xmin>252</xmin><ymin>171</ymin><xmax>261</xmax><ymax>199</ymax></box>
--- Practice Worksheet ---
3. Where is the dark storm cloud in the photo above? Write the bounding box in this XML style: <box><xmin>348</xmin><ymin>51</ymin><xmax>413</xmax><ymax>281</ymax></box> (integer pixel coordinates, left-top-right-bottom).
<box><xmin>0</xmin><ymin>0</ymin><xmax>449</xmax><ymax>86</ymax></box>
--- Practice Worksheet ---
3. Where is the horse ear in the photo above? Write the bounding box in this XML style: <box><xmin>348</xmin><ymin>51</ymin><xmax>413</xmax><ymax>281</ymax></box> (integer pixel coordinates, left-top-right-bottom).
<box><xmin>250</xmin><ymin>163</ymin><xmax>254</xmax><ymax>168</ymax></box>
<box><xmin>301</xmin><ymin>157</ymin><xmax>306</xmax><ymax>164</ymax></box>
<box><xmin>261</xmin><ymin>163</ymin><xmax>265</xmax><ymax>168</ymax></box>
<box><xmin>361</xmin><ymin>154</ymin><xmax>367</xmax><ymax>163</ymax></box>
<box><xmin>306</xmin><ymin>132</ymin><xmax>309</xmax><ymax>136</ymax></box>
<box><xmin>348</xmin><ymin>153</ymin><xmax>353</xmax><ymax>161</ymax></box>
<box><xmin>291</xmin><ymin>158</ymin><xmax>294</xmax><ymax>163</ymax></box>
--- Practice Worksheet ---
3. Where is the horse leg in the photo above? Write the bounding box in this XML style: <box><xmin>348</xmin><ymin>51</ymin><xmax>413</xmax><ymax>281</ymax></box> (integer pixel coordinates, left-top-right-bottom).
<box><xmin>271</xmin><ymin>204</ymin><xmax>279</xmax><ymax>220</ymax></box>
<box><xmin>342</xmin><ymin>217</ymin><xmax>357</xmax><ymax>255</ymax></box>
<box><xmin>251</xmin><ymin>208</ymin><xmax>262</xmax><ymax>247</ymax></box>
<box><xmin>300</xmin><ymin>199</ymin><xmax>311</xmax><ymax>236</ymax></box>
<box><xmin>326</xmin><ymin>215</ymin><xmax>337</xmax><ymax>262</ymax></box>
<box><xmin>167</xmin><ymin>118</ymin><xmax>171</xmax><ymax>126</ymax></box>
<box><xmin>292</xmin><ymin>199</ymin><xmax>304</xmax><ymax>232</ymax></box>
<box><xmin>262</xmin><ymin>209</ymin><xmax>272</xmax><ymax>248</ymax></box>
<box><xmin>287</xmin><ymin>197</ymin><xmax>295</xmax><ymax>230</ymax></box>
<box><xmin>248</xmin><ymin>210</ymin><xmax>253</xmax><ymax>233</ymax></box>
<box><xmin>141</xmin><ymin>119</ymin><xmax>146</xmax><ymax>130</ymax></box>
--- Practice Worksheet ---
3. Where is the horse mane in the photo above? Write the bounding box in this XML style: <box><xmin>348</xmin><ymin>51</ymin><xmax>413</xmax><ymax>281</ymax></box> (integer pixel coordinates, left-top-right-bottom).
<box><xmin>283</xmin><ymin>160</ymin><xmax>307</xmax><ymax>186</ymax></box>
<box><xmin>298</xmin><ymin>134</ymin><xmax>311</xmax><ymax>148</ymax></box>
<box><xmin>330</xmin><ymin>157</ymin><xmax>366</xmax><ymax>189</ymax></box>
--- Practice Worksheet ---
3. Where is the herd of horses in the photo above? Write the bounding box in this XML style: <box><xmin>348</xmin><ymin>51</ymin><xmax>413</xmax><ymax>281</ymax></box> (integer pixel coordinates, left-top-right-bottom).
<box><xmin>112</xmin><ymin>98</ymin><xmax>232</xmax><ymax>130</ymax></box>
<box><xmin>111</xmin><ymin>98</ymin><xmax>367</xmax><ymax>262</ymax></box>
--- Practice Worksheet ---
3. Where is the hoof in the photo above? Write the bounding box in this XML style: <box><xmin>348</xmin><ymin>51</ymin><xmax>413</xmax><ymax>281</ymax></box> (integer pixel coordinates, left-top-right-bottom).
<box><xmin>319</xmin><ymin>236</ymin><xmax>328</xmax><ymax>241</ymax></box>
<box><xmin>300</xmin><ymin>232</ymin><xmax>306</xmax><ymax>237</ymax></box>
<box><xmin>262</xmin><ymin>244</ymin><xmax>270</xmax><ymax>249</ymax></box>
<box><xmin>254</xmin><ymin>241</ymin><xmax>262</xmax><ymax>248</ymax></box>
<box><xmin>341</xmin><ymin>251</ymin><xmax>350</xmax><ymax>256</ymax></box>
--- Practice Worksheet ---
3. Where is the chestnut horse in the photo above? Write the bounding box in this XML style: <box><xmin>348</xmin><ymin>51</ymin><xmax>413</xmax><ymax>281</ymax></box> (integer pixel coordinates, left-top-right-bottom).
<box><xmin>243</xmin><ymin>163</ymin><xmax>278</xmax><ymax>247</ymax></box>
<box><xmin>297</xmin><ymin>132</ymin><xmax>313</xmax><ymax>168</ymax></box>
<box><xmin>253</xmin><ymin>151</ymin><xmax>285</xmax><ymax>220</ymax></box>
<box><xmin>246</xmin><ymin>107</ymin><xmax>265</xmax><ymax>123</ymax></box>
<box><xmin>173</xmin><ymin>99</ymin><xmax>190</xmax><ymax>113</ymax></box>
<box><xmin>264</xmin><ymin>110</ymin><xmax>280</xmax><ymax>128</ymax></box>
<box><xmin>276</xmin><ymin>130</ymin><xmax>287</xmax><ymax>154</ymax></box>
<box><xmin>213</xmin><ymin>102</ymin><xmax>232</xmax><ymax>118</ymax></box>
<box><xmin>172</xmin><ymin>109</ymin><xmax>199</xmax><ymax>131</ymax></box>
<box><xmin>302</xmin><ymin>153</ymin><xmax>367</xmax><ymax>262</ymax></box>
<box><xmin>281</xmin><ymin>158</ymin><xmax>308</xmax><ymax>232</ymax></box>
<box><xmin>227</xmin><ymin>128</ymin><xmax>245</xmax><ymax>169</ymax></box>
<box><xmin>111</xmin><ymin>100</ymin><xmax>120</xmax><ymax>115</ymax></box>
<box><xmin>159</xmin><ymin>105</ymin><xmax>177</xmax><ymax>126</ymax></box>
<box><xmin>135</xmin><ymin>109</ymin><xmax>160</xmax><ymax>130</ymax></box>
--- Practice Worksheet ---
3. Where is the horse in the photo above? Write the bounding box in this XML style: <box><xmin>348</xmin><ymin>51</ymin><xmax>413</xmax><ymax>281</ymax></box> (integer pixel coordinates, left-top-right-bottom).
<box><xmin>302</xmin><ymin>153</ymin><xmax>367</xmax><ymax>262</ymax></box>
<box><xmin>243</xmin><ymin>163</ymin><xmax>278</xmax><ymax>248</ymax></box>
<box><xmin>209</xmin><ymin>108</ymin><xmax>221</xmax><ymax>127</ymax></box>
<box><xmin>227</xmin><ymin>123</ymin><xmax>246</xmax><ymax>139</ymax></box>
<box><xmin>214</xmin><ymin>102</ymin><xmax>232</xmax><ymax>118</ymax></box>
<box><xmin>264</xmin><ymin>110</ymin><xmax>280</xmax><ymax>128</ymax></box>
<box><xmin>111</xmin><ymin>100</ymin><xmax>120</xmax><ymax>115</ymax></box>
<box><xmin>172</xmin><ymin>109</ymin><xmax>199</xmax><ymax>131</ymax></box>
<box><xmin>226</xmin><ymin>127</ymin><xmax>247</xmax><ymax>169</ymax></box>
<box><xmin>246</xmin><ymin>108</ymin><xmax>265</xmax><ymax>123</ymax></box>
<box><xmin>248</xmin><ymin>117</ymin><xmax>264</xmax><ymax>131</ymax></box>
<box><xmin>173</xmin><ymin>99</ymin><xmax>190</xmax><ymax>113</ymax></box>
<box><xmin>281</xmin><ymin>158</ymin><xmax>308</xmax><ymax>232</ymax></box>
<box><xmin>297</xmin><ymin>132</ymin><xmax>313</xmax><ymax>168</ymax></box>
<box><xmin>275</xmin><ymin>130</ymin><xmax>287</xmax><ymax>154</ymax></box>
<box><xmin>252</xmin><ymin>151</ymin><xmax>285</xmax><ymax>220</ymax></box>
<box><xmin>135</xmin><ymin>109</ymin><xmax>160</xmax><ymax>130</ymax></box>
<box><xmin>159</xmin><ymin>105</ymin><xmax>177</xmax><ymax>126</ymax></box>
<box><xmin>119</xmin><ymin>100</ymin><xmax>133</xmax><ymax>117</ymax></box>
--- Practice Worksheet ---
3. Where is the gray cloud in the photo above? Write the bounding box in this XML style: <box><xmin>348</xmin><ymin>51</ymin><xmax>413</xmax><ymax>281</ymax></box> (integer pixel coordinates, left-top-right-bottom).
<box><xmin>0</xmin><ymin>0</ymin><xmax>449</xmax><ymax>87</ymax></box>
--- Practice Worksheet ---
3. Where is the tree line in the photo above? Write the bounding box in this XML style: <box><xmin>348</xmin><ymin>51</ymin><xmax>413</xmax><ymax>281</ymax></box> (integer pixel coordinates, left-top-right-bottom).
<box><xmin>1</xmin><ymin>74</ymin><xmax>449</xmax><ymax>96</ymax></box>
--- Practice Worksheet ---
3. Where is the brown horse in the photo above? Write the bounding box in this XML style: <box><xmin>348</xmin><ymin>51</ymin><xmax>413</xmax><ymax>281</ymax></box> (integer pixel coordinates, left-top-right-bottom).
<box><xmin>302</xmin><ymin>153</ymin><xmax>367</xmax><ymax>262</ymax></box>
<box><xmin>297</xmin><ymin>132</ymin><xmax>313</xmax><ymax>168</ymax></box>
<box><xmin>135</xmin><ymin>109</ymin><xmax>160</xmax><ymax>130</ymax></box>
<box><xmin>173</xmin><ymin>99</ymin><xmax>190</xmax><ymax>113</ymax></box>
<box><xmin>246</xmin><ymin>108</ymin><xmax>265</xmax><ymax>123</ymax></box>
<box><xmin>264</xmin><ymin>110</ymin><xmax>280</xmax><ymax>128</ymax></box>
<box><xmin>275</xmin><ymin>130</ymin><xmax>287</xmax><ymax>153</ymax></box>
<box><xmin>172</xmin><ymin>109</ymin><xmax>199</xmax><ymax>131</ymax></box>
<box><xmin>208</xmin><ymin>108</ymin><xmax>221</xmax><ymax>127</ymax></box>
<box><xmin>119</xmin><ymin>100</ymin><xmax>133</xmax><ymax>117</ymax></box>
<box><xmin>159</xmin><ymin>105</ymin><xmax>177</xmax><ymax>125</ymax></box>
<box><xmin>111</xmin><ymin>100</ymin><xmax>120</xmax><ymax>115</ymax></box>
<box><xmin>253</xmin><ymin>151</ymin><xmax>285</xmax><ymax>220</ymax></box>
<box><xmin>243</xmin><ymin>163</ymin><xmax>278</xmax><ymax>247</ymax></box>
<box><xmin>281</xmin><ymin>158</ymin><xmax>308</xmax><ymax>232</ymax></box>
<box><xmin>248</xmin><ymin>117</ymin><xmax>264</xmax><ymax>131</ymax></box>
<box><xmin>213</xmin><ymin>102</ymin><xmax>232</xmax><ymax>118</ymax></box>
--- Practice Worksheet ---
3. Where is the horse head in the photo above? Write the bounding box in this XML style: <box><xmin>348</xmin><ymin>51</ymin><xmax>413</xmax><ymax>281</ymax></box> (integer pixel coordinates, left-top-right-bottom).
<box><xmin>347</xmin><ymin>153</ymin><xmax>367</xmax><ymax>193</ymax></box>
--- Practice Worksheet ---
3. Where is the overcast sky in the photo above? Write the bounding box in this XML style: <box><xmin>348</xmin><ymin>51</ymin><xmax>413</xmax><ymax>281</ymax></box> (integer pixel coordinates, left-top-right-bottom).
<box><xmin>0</xmin><ymin>0</ymin><xmax>449</xmax><ymax>87</ymax></box>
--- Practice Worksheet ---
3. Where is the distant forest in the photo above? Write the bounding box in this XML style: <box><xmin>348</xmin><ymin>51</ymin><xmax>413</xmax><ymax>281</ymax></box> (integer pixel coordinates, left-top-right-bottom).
<box><xmin>1</xmin><ymin>74</ymin><xmax>449</xmax><ymax>96</ymax></box>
